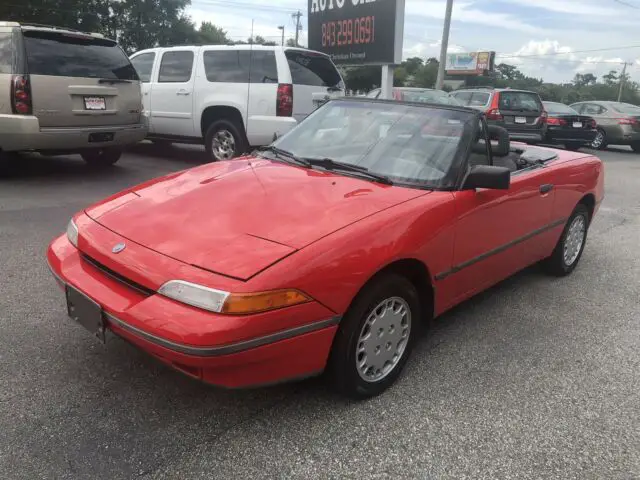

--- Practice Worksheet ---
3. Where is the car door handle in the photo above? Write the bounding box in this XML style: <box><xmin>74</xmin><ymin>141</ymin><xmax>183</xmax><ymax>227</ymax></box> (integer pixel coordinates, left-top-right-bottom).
<box><xmin>176</xmin><ymin>90</ymin><xmax>191</xmax><ymax>96</ymax></box>
<box><xmin>539</xmin><ymin>184</ymin><xmax>554</xmax><ymax>194</ymax></box>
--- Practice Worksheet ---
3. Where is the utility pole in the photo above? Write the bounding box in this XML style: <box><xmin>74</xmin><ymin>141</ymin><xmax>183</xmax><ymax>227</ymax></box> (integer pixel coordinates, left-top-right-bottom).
<box><xmin>292</xmin><ymin>10</ymin><xmax>303</xmax><ymax>47</ymax></box>
<box><xmin>277</xmin><ymin>25</ymin><xmax>285</xmax><ymax>46</ymax></box>
<box><xmin>617</xmin><ymin>62</ymin><xmax>629</xmax><ymax>102</ymax></box>
<box><xmin>435</xmin><ymin>0</ymin><xmax>454</xmax><ymax>90</ymax></box>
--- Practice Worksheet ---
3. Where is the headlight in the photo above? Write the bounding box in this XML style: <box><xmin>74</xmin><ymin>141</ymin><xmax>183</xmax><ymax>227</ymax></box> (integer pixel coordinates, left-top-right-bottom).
<box><xmin>66</xmin><ymin>218</ymin><xmax>79</xmax><ymax>247</ymax></box>
<box><xmin>158</xmin><ymin>280</ymin><xmax>311</xmax><ymax>315</ymax></box>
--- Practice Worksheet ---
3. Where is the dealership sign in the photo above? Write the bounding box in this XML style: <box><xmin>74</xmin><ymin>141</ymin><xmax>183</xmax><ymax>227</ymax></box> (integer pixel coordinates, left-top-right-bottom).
<box><xmin>445</xmin><ymin>51</ymin><xmax>496</xmax><ymax>76</ymax></box>
<box><xmin>308</xmin><ymin>0</ymin><xmax>405</xmax><ymax>66</ymax></box>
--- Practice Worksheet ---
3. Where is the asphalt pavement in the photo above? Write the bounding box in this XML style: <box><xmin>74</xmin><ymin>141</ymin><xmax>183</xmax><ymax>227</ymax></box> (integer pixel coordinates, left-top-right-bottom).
<box><xmin>1</xmin><ymin>143</ymin><xmax>638</xmax><ymax>479</ymax></box>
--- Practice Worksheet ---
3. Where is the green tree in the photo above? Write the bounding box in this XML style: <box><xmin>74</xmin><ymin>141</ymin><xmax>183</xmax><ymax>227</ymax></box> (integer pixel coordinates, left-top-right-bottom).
<box><xmin>402</xmin><ymin>57</ymin><xmax>424</xmax><ymax>76</ymax></box>
<box><xmin>286</xmin><ymin>38</ymin><xmax>297</xmax><ymax>47</ymax></box>
<box><xmin>573</xmin><ymin>73</ymin><xmax>597</xmax><ymax>87</ymax></box>
<box><xmin>198</xmin><ymin>21</ymin><xmax>230</xmax><ymax>45</ymax></box>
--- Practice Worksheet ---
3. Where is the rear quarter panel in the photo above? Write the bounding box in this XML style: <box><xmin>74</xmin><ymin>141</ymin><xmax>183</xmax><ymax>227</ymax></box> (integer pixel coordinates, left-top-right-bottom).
<box><xmin>546</xmin><ymin>150</ymin><xmax>604</xmax><ymax>223</ymax></box>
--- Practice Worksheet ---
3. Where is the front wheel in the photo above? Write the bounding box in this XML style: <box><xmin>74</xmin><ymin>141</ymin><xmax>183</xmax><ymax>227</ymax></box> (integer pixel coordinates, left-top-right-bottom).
<box><xmin>81</xmin><ymin>148</ymin><xmax>122</xmax><ymax>167</ymax></box>
<box><xmin>542</xmin><ymin>204</ymin><xmax>590</xmax><ymax>276</ymax></box>
<box><xmin>204</xmin><ymin>119</ymin><xmax>247</xmax><ymax>162</ymax></box>
<box><xmin>327</xmin><ymin>274</ymin><xmax>422</xmax><ymax>399</ymax></box>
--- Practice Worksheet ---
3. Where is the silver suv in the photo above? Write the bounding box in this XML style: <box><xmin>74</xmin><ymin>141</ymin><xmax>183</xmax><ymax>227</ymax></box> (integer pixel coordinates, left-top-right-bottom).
<box><xmin>0</xmin><ymin>22</ymin><xmax>147</xmax><ymax>167</ymax></box>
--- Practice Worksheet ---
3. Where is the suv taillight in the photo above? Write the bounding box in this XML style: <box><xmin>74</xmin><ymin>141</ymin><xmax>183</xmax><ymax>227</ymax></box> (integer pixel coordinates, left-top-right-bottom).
<box><xmin>486</xmin><ymin>92</ymin><xmax>502</xmax><ymax>120</ymax></box>
<box><xmin>11</xmin><ymin>75</ymin><xmax>33</xmax><ymax>115</ymax></box>
<box><xmin>540</xmin><ymin>110</ymin><xmax>548</xmax><ymax>124</ymax></box>
<box><xmin>277</xmin><ymin>83</ymin><xmax>293</xmax><ymax>117</ymax></box>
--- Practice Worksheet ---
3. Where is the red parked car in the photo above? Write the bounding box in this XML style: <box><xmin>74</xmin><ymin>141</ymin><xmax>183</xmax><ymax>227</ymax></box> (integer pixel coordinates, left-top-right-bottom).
<box><xmin>47</xmin><ymin>99</ymin><xmax>604</xmax><ymax>398</ymax></box>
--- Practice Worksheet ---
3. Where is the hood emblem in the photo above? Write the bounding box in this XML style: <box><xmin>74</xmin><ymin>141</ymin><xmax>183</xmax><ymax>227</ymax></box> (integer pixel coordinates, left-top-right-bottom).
<box><xmin>112</xmin><ymin>242</ymin><xmax>126</xmax><ymax>254</ymax></box>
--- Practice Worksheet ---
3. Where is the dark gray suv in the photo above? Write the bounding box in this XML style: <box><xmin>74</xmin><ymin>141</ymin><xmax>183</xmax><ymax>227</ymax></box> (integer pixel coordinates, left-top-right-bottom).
<box><xmin>450</xmin><ymin>87</ymin><xmax>547</xmax><ymax>144</ymax></box>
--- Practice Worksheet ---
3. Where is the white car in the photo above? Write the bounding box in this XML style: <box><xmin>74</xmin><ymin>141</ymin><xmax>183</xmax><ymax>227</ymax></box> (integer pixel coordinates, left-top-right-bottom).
<box><xmin>130</xmin><ymin>45</ymin><xmax>345</xmax><ymax>161</ymax></box>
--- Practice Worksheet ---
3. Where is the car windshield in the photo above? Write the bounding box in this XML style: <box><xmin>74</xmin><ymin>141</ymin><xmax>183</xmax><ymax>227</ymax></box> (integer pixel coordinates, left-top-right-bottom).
<box><xmin>610</xmin><ymin>102</ymin><xmax>640</xmax><ymax>114</ymax></box>
<box><xmin>544</xmin><ymin>102</ymin><xmax>579</xmax><ymax>115</ymax></box>
<box><xmin>399</xmin><ymin>90</ymin><xmax>461</xmax><ymax>106</ymax></box>
<box><xmin>270</xmin><ymin>100</ymin><xmax>474</xmax><ymax>189</ymax></box>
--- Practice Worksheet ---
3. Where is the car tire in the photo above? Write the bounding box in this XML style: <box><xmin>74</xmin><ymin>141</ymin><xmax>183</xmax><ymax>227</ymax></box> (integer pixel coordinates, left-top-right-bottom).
<box><xmin>542</xmin><ymin>203</ymin><xmax>590</xmax><ymax>277</ymax></box>
<box><xmin>204</xmin><ymin>119</ymin><xmax>248</xmax><ymax>162</ymax></box>
<box><xmin>564</xmin><ymin>143</ymin><xmax>582</xmax><ymax>151</ymax></box>
<box><xmin>326</xmin><ymin>273</ymin><xmax>422</xmax><ymax>399</ymax></box>
<box><xmin>81</xmin><ymin>148</ymin><xmax>122</xmax><ymax>167</ymax></box>
<box><xmin>591</xmin><ymin>129</ymin><xmax>607</xmax><ymax>150</ymax></box>
<box><xmin>630</xmin><ymin>142</ymin><xmax>640</xmax><ymax>153</ymax></box>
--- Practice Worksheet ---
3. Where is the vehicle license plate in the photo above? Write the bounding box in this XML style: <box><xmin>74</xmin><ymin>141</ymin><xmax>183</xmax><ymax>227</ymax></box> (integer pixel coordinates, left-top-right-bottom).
<box><xmin>514</xmin><ymin>116</ymin><xmax>526</xmax><ymax>124</ymax></box>
<box><xmin>66</xmin><ymin>285</ymin><xmax>106</xmax><ymax>343</ymax></box>
<box><xmin>84</xmin><ymin>97</ymin><xmax>106</xmax><ymax>110</ymax></box>
<box><xmin>573</xmin><ymin>121</ymin><xmax>582</xmax><ymax>128</ymax></box>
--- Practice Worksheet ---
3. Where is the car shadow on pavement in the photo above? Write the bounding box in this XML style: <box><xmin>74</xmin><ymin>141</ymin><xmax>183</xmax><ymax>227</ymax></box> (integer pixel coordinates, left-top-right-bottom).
<box><xmin>126</xmin><ymin>141</ymin><xmax>210</xmax><ymax>165</ymax></box>
<box><xmin>0</xmin><ymin>153</ymin><xmax>127</xmax><ymax>181</ymax></box>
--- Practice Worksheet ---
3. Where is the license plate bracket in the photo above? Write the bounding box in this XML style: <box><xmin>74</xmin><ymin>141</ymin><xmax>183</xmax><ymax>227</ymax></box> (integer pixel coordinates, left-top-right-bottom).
<box><xmin>573</xmin><ymin>121</ymin><xmax>582</xmax><ymax>128</ymax></box>
<box><xmin>514</xmin><ymin>116</ymin><xmax>527</xmax><ymax>124</ymax></box>
<box><xmin>66</xmin><ymin>285</ymin><xmax>106</xmax><ymax>343</ymax></box>
<box><xmin>84</xmin><ymin>96</ymin><xmax>106</xmax><ymax>110</ymax></box>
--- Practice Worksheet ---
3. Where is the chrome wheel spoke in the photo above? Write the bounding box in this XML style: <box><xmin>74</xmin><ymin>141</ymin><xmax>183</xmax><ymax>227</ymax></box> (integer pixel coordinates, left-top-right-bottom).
<box><xmin>563</xmin><ymin>215</ymin><xmax>586</xmax><ymax>266</ymax></box>
<box><xmin>356</xmin><ymin>296</ymin><xmax>412</xmax><ymax>383</ymax></box>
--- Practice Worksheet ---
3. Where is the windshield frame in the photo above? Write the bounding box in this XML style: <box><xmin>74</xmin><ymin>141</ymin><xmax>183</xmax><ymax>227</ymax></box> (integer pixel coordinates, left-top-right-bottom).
<box><xmin>270</xmin><ymin>98</ymin><xmax>480</xmax><ymax>191</ymax></box>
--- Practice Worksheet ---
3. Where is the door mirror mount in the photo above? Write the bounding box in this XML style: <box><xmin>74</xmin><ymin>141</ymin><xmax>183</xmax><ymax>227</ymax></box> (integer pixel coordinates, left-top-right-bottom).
<box><xmin>462</xmin><ymin>165</ymin><xmax>511</xmax><ymax>190</ymax></box>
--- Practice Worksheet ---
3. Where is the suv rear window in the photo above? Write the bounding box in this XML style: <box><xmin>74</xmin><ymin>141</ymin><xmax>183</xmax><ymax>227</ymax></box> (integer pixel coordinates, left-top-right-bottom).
<box><xmin>498</xmin><ymin>91</ymin><xmax>542</xmax><ymax>112</ymax></box>
<box><xmin>469</xmin><ymin>92</ymin><xmax>490</xmax><ymax>106</ymax></box>
<box><xmin>285</xmin><ymin>50</ymin><xmax>342</xmax><ymax>88</ymax></box>
<box><xmin>22</xmin><ymin>30</ymin><xmax>138</xmax><ymax>80</ymax></box>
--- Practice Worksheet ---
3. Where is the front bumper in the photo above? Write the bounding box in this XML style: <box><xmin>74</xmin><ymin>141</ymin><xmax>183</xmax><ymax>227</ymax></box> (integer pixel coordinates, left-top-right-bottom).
<box><xmin>0</xmin><ymin>114</ymin><xmax>148</xmax><ymax>152</ymax></box>
<box><xmin>47</xmin><ymin>228</ymin><xmax>339</xmax><ymax>388</ymax></box>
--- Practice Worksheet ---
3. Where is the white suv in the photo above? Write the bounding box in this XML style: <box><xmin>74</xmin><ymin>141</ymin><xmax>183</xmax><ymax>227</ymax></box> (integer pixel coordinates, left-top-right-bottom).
<box><xmin>130</xmin><ymin>45</ymin><xmax>345</xmax><ymax>161</ymax></box>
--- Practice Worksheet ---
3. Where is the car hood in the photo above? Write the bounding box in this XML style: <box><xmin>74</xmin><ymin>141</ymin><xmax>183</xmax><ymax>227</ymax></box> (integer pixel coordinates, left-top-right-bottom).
<box><xmin>85</xmin><ymin>158</ymin><xmax>428</xmax><ymax>280</ymax></box>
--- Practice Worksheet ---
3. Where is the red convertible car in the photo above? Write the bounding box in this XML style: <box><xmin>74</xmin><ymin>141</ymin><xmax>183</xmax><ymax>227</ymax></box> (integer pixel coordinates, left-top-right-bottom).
<box><xmin>47</xmin><ymin>99</ymin><xmax>604</xmax><ymax>398</ymax></box>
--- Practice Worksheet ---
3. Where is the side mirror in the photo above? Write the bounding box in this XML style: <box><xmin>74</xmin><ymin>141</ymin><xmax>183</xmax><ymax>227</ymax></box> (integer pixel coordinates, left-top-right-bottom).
<box><xmin>462</xmin><ymin>165</ymin><xmax>511</xmax><ymax>190</ymax></box>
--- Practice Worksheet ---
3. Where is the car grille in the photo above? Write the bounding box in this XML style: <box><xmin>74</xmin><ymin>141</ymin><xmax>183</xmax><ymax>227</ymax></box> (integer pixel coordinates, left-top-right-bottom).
<box><xmin>80</xmin><ymin>253</ymin><xmax>154</xmax><ymax>297</ymax></box>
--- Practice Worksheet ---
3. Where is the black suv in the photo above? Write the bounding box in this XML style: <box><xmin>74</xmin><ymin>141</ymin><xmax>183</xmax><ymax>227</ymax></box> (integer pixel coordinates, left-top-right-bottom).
<box><xmin>450</xmin><ymin>87</ymin><xmax>547</xmax><ymax>144</ymax></box>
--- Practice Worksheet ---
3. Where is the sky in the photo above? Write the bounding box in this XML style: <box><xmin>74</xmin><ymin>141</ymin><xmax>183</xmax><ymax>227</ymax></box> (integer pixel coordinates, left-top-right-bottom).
<box><xmin>187</xmin><ymin>0</ymin><xmax>640</xmax><ymax>83</ymax></box>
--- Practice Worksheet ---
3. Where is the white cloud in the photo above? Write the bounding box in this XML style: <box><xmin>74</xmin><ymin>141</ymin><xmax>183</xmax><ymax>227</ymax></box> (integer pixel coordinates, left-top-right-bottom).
<box><xmin>405</xmin><ymin>0</ymin><xmax>545</xmax><ymax>35</ymax></box>
<box><xmin>501</xmin><ymin>0</ymin><xmax>623</xmax><ymax>17</ymax></box>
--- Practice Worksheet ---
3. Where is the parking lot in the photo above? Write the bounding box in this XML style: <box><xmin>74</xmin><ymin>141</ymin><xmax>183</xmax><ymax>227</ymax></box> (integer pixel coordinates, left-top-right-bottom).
<box><xmin>1</xmin><ymin>143</ymin><xmax>638</xmax><ymax>479</ymax></box>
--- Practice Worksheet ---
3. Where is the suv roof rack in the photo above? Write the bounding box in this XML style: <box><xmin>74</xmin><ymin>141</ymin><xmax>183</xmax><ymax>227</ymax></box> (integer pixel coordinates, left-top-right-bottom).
<box><xmin>17</xmin><ymin>22</ymin><xmax>106</xmax><ymax>38</ymax></box>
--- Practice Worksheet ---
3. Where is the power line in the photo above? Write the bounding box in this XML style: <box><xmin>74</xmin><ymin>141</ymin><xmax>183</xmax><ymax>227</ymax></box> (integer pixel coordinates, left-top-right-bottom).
<box><xmin>612</xmin><ymin>0</ymin><xmax>640</xmax><ymax>8</ymax></box>
<box><xmin>499</xmin><ymin>44</ymin><xmax>640</xmax><ymax>59</ymax></box>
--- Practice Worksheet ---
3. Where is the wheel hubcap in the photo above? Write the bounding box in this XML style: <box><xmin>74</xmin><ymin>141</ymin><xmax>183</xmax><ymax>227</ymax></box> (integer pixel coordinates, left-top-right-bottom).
<box><xmin>592</xmin><ymin>131</ymin><xmax>604</xmax><ymax>148</ymax></box>
<box><xmin>211</xmin><ymin>130</ymin><xmax>236</xmax><ymax>160</ymax></box>
<box><xmin>356</xmin><ymin>297</ymin><xmax>411</xmax><ymax>383</ymax></box>
<box><xmin>563</xmin><ymin>215</ymin><xmax>586</xmax><ymax>266</ymax></box>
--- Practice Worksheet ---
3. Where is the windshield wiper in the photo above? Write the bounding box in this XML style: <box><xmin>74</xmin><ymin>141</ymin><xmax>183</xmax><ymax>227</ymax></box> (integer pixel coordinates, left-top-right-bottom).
<box><xmin>255</xmin><ymin>146</ymin><xmax>311</xmax><ymax>167</ymax></box>
<box><xmin>305</xmin><ymin>157</ymin><xmax>393</xmax><ymax>185</ymax></box>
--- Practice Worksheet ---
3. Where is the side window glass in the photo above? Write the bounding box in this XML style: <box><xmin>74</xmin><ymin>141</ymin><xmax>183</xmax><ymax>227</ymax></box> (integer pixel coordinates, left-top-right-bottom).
<box><xmin>158</xmin><ymin>51</ymin><xmax>194</xmax><ymax>83</ymax></box>
<box><xmin>203</xmin><ymin>50</ymin><xmax>250</xmax><ymax>83</ymax></box>
<box><xmin>130</xmin><ymin>52</ymin><xmax>155</xmax><ymax>82</ymax></box>
<box><xmin>249</xmin><ymin>50</ymin><xmax>278</xmax><ymax>83</ymax></box>
<box><xmin>0</xmin><ymin>32</ymin><xmax>12</xmax><ymax>74</ymax></box>
<box><xmin>470</xmin><ymin>92</ymin><xmax>490</xmax><ymax>107</ymax></box>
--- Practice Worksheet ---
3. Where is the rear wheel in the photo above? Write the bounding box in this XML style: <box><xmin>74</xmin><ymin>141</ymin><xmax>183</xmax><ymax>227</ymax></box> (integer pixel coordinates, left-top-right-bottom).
<box><xmin>327</xmin><ymin>274</ymin><xmax>422</xmax><ymax>399</ymax></box>
<box><xmin>81</xmin><ymin>148</ymin><xmax>122</xmax><ymax>167</ymax></box>
<box><xmin>591</xmin><ymin>129</ymin><xmax>607</xmax><ymax>150</ymax></box>
<box><xmin>564</xmin><ymin>142</ymin><xmax>583</xmax><ymax>151</ymax></box>
<box><xmin>204</xmin><ymin>119</ymin><xmax>248</xmax><ymax>162</ymax></box>
<box><xmin>630</xmin><ymin>141</ymin><xmax>640</xmax><ymax>153</ymax></box>
<box><xmin>542</xmin><ymin>204</ymin><xmax>590</xmax><ymax>277</ymax></box>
